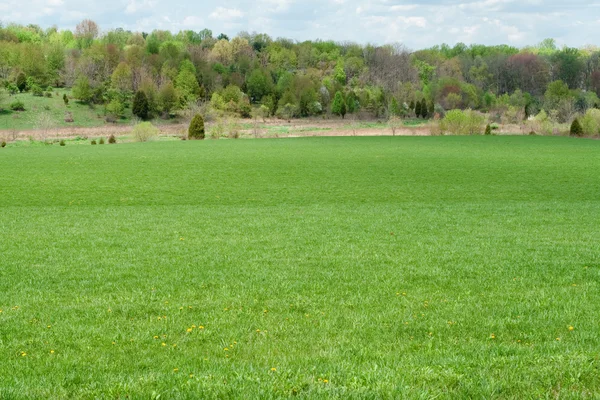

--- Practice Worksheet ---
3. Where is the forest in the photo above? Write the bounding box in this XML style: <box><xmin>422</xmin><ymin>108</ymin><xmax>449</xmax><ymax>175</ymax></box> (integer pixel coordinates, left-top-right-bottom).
<box><xmin>1</xmin><ymin>20</ymin><xmax>599</xmax><ymax>128</ymax></box>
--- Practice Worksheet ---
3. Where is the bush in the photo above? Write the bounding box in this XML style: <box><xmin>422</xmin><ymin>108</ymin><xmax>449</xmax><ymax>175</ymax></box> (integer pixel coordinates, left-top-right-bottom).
<box><xmin>63</xmin><ymin>94</ymin><xmax>69</xmax><ymax>106</ymax></box>
<box><xmin>1</xmin><ymin>141</ymin><xmax>6</xmax><ymax>148</ymax></box>
<box><xmin>105</xmin><ymin>99</ymin><xmax>125</xmax><ymax>121</ymax></box>
<box><xmin>485</xmin><ymin>124</ymin><xmax>492</xmax><ymax>135</ymax></box>
<box><xmin>30</xmin><ymin>84</ymin><xmax>44</xmax><ymax>97</ymax></box>
<box><xmin>64</xmin><ymin>112</ymin><xmax>74</xmax><ymax>123</ymax></box>
<box><xmin>91</xmin><ymin>140</ymin><xmax>97</xmax><ymax>145</ymax></box>
<box><xmin>188</xmin><ymin>114</ymin><xmax>205</xmax><ymax>140</ymax></box>
<box><xmin>132</xmin><ymin>90</ymin><xmax>150</xmax><ymax>120</ymax></box>
<box><xmin>570</xmin><ymin>118</ymin><xmax>583</xmax><ymax>136</ymax></box>
<box><xmin>10</xmin><ymin>100</ymin><xmax>25</xmax><ymax>111</ymax></box>
<box><xmin>59</xmin><ymin>140</ymin><xmax>66</xmax><ymax>146</ymax></box>
<box><xmin>99</xmin><ymin>137</ymin><xmax>105</xmax><ymax>145</ymax></box>
<box><xmin>132</xmin><ymin>122</ymin><xmax>160</xmax><ymax>142</ymax></box>
<box><xmin>108</xmin><ymin>134</ymin><xmax>117</xmax><ymax>144</ymax></box>
<box><xmin>439</xmin><ymin>109</ymin><xmax>485</xmax><ymax>135</ymax></box>
<box><xmin>580</xmin><ymin>109</ymin><xmax>600</xmax><ymax>136</ymax></box>
<box><xmin>44</xmin><ymin>92</ymin><xmax>53</xmax><ymax>98</ymax></box>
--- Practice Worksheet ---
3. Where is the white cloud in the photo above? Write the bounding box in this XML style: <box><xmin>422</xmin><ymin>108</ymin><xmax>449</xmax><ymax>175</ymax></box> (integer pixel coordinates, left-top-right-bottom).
<box><xmin>209</xmin><ymin>7</ymin><xmax>243</xmax><ymax>20</ymax></box>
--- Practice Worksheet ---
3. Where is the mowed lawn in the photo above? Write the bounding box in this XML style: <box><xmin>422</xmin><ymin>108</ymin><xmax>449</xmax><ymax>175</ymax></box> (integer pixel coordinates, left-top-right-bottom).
<box><xmin>0</xmin><ymin>136</ymin><xmax>599</xmax><ymax>399</ymax></box>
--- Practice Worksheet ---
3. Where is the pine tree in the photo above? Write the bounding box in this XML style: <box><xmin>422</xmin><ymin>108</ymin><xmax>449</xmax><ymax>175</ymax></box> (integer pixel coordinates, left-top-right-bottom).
<box><xmin>409</xmin><ymin>100</ymin><xmax>415</xmax><ymax>111</ymax></box>
<box><xmin>485</xmin><ymin>124</ymin><xmax>492</xmax><ymax>135</ymax></box>
<box><xmin>331</xmin><ymin>91</ymin><xmax>347</xmax><ymax>119</ymax></box>
<box><xmin>63</xmin><ymin>94</ymin><xmax>69</xmax><ymax>106</ymax></box>
<box><xmin>415</xmin><ymin>100</ymin><xmax>422</xmax><ymax>118</ymax></box>
<box><xmin>420</xmin><ymin>99</ymin><xmax>428</xmax><ymax>118</ymax></box>
<box><xmin>188</xmin><ymin>114</ymin><xmax>205</xmax><ymax>140</ymax></box>
<box><xmin>570</xmin><ymin>118</ymin><xmax>583</xmax><ymax>136</ymax></box>
<box><xmin>132</xmin><ymin>90</ymin><xmax>150</xmax><ymax>120</ymax></box>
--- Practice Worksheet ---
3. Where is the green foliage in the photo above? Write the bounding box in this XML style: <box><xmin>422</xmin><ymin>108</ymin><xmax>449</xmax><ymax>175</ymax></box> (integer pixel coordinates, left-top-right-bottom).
<box><xmin>16</xmin><ymin>72</ymin><xmax>27</xmax><ymax>92</ymax></box>
<box><xmin>331</xmin><ymin>91</ymin><xmax>346</xmax><ymax>118</ymax></box>
<box><xmin>158</xmin><ymin>82</ymin><xmax>178</xmax><ymax>116</ymax></box>
<box><xmin>132</xmin><ymin>91</ymin><xmax>150</xmax><ymax>120</ymax></box>
<box><xmin>188</xmin><ymin>114</ymin><xmax>205</xmax><ymax>140</ymax></box>
<box><xmin>90</xmin><ymin>139</ymin><xmax>97</xmax><ymax>145</ymax></box>
<box><xmin>485</xmin><ymin>124</ymin><xmax>492</xmax><ymax>135</ymax></box>
<box><xmin>1</xmin><ymin>141</ymin><xmax>6</xmax><ymax>148</ymax></box>
<box><xmin>132</xmin><ymin>121</ymin><xmax>160</xmax><ymax>142</ymax></box>
<box><xmin>98</xmin><ymin>137</ymin><xmax>105</xmax><ymax>145</ymax></box>
<box><xmin>175</xmin><ymin>60</ymin><xmax>200</xmax><ymax>104</ymax></box>
<box><xmin>108</xmin><ymin>134</ymin><xmax>116</xmax><ymax>144</ymax></box>
<box><xmin>389</xmin><ymin>97</ymin><xmax>400</xmax><ymax>116</ymax></box>
<box><xmin>72</xmin><ymin>76</ymin><xmax>93</xmax><ymax>103</ymax></box>
<box><xmin>439</xmin><ymin>109</ymin><xmax>486</xmax><ymax>135</ymax></box>
<box><xmin>105</xmin><ymin>99</ymin><xmax>125</xmax><ymax>120</ymax></box>
<box><xmin>30</xmin><ymin>84</ymin><xmax>43</xmax><ymax>97</ymax></box>
<box><xmin>570</xmin><ymin>118</ymin><xmax>583</xmax><ymax>136</ymax></box>
<box><xmin>581</xmin><ymin>109</ymin><xmax>600</xmax><ymax>136</ymax></box>
<box><xmin>59</xmin><ymin>139</ymin><xmax>66</xmax><ymax>146</ymax></box>
<box><xmin>246</xmin><ymin>69</ymin><xmax>273</xmax><ymax>103</ymax></box>
<box><xmin>10</xmin><ymin>100</ymin><xmax>25</xmax><ymax>111</ymax></box>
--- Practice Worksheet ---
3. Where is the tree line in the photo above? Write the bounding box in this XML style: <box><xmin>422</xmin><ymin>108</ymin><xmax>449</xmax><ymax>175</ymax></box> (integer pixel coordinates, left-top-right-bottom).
<box><xmin>1</xmin><ymin>20</ymin><xmax>599</xmax><ymax>123</ymax></box>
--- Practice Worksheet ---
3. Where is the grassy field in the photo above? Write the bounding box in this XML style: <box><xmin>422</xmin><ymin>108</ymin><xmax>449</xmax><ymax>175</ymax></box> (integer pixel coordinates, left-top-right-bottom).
<box><xmin>0</xmin><ymin>136</ymin><xmax>599</xmax><ymax>398</ymax></box>
<box><xmin>0</xmin><ymin>89</ymin><xmax>134</xmax><ymax>131</ymax></box>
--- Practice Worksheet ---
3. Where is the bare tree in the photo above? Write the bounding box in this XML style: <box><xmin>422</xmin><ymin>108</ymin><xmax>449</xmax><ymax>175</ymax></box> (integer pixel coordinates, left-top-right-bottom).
<box><xmin>364</xmin><ymin>43</ymin><xmax>417</xmax><ymax>91</ymax></box>
<box><xmin>75</xmin><ymin>19</ymin><xmax>99</xmax><ymax>49</ymax></box>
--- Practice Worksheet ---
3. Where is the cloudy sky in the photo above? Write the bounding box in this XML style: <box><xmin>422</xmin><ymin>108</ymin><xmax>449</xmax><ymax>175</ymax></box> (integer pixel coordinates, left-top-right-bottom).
<box><xmin>0</xmin><ymin>0</ymin><xmax>597</xmax><ymax>49</ymax></box>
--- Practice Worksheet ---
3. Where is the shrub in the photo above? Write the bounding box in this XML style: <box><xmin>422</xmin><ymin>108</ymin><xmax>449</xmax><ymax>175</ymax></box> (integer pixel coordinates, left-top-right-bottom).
<box><xmin>63</xmin><ymin>94</ymin><xmax>69</xmax><ymax>106</ymax></box>
<box><xmin>64</xmin><ymin>112</ymin><xmax>74</xmax><ymax>123</ymax></box>
<box><xmin>44</xmin><ymin>92</ymin><xmax>53</xmax><ymax>98</ymax></box>
<box><xmin>105</xmin><ymin>99</ymin><xmax>125</xmax><ymax>121</ymax></box>
<box><xmin>570</xmin><ymin>118</ymin><xmax>583</xmax><ymax>136</ymax></box>
<box><xmin>132</xmin><ymin>122</ymin><xmax>160</xmax><ymax>142</ymax></box>
<box><xmin>30</xmin><ymin>84</ymin><xmax>44</xmax><ymax>97</ymax></box>
<box><xmin>485</xmin><ymin>124</ymin><xmax>492</xmax><ymax>135</ymax></box>
<box><xmin>99</xmin><ymin>137</ymin><xmax>105</xmax><ymax>145</ymax></box>
<box><xmin>16</xmin><ymin>72</ymin><xmax>26</xmax><ymax>92</ymax></box>
<box><xmin>10</xmin><ymin>100</ymin><xmax>25</xmax><ymax>111</ymax></box>
<box><xmin>1</xmin><ymin>141</ymin><xmax>6</xmax><ymax>148</ymax></box>
<box><xmin>108</xmin><ymin>134</ymin><xmax>117</xmax><ymax>144</ymax></box>
<box><xmin>91</xmin><ymin>140</ymin><xmax>97</xmax><ymax>145</ymax></box>
<box><xmin>439</xmin><ymin>109</ymin><xmax>485</xmax><ymax>135</ymax></box>
<box><xmin>59</xmin><ymin>140</ymin><xmax>66</xmax><ymax>146</ymax></box>
<box><xmin>580</xmin><ymin>108</ymin><xmax>600</xmax><ymax>136</ymax></box>
<box><xmin>388</xmin><ymin>116</ymin><xmax>403</xmax><ymax>136</ymax></box>
<box><xmin>132</xmin><ymin>90</ymin><xmax>150</xmax><ymax>120</ymax></box>
<box><xmin>188</xmin><ymin>114</ymin><xmax>205</xmax><ymax>140</ymax></box>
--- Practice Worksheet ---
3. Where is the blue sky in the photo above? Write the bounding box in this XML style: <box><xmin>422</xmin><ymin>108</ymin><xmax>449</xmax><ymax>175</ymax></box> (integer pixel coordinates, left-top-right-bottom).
<box><xmin>1</xmin><ymin>0</ymin><xmax>598</xmax><ymax>49</ymax></box>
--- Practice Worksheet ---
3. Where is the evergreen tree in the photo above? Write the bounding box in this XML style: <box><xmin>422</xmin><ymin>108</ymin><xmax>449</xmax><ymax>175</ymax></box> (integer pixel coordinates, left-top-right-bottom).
<box><xmin>16</xmin><ymin>73</ymin><xmax>27</xmax><ymax>92</ymax></box>
<box><xmin>132</xmin><ymin>90</ymin><xmax>150</xmax><ymax>120</ymax></box>
<box><xmin>420</xmin><ymin>99</ymin><xmax>428</xmax><ymax>118</ymax></box>
<box><xmin>188</xmin><ymin>114</ymin><xmax>205</xmax><ymax>140</ymax></box>
<box><xmin>570</xmin><ymin>118</ymin><xmax>583</xmax><ymax>136</ymax></box>
<box><xmin>415</xmin><ymin>100</ymin><xmax>422</xmax><ymax>118</ymax></box>
<box><xmin>72</xmin><ymin>76</ymin><xmax>93</xmax><ymax>103</ymax></box>
<box><xmin>63</xmin><ymin>94</ymin><xmax>69</xmax><ymax>106</ymax></box>
<box><xmin>428</xmin><ymin>101</ymin><xmax>435</xmax><ymax>116</ymax></box>
<box><xmin>331</xmin><ymin>91</ymin><xmax>347</xmax><ymax>119</ymax></box>
<box><xmin>485</xmin><ymin>124</ymin><xmax>492</xmax><ymax>135</ymax></box>
<box><xmin>409</xmin><ymin>100</ymin><xmax>415</xmax><ymax>111</ymax></box>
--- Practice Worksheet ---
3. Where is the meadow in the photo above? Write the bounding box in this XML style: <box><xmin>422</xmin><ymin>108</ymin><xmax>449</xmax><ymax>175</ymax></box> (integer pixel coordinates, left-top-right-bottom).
<box><xmin>0</xmin><ymin>136</ymin><xmax>599</xmax><ymax>399</ymax></box>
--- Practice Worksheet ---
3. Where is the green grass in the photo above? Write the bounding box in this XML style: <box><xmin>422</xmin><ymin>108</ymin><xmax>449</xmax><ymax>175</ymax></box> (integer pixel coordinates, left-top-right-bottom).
<box><xmin>1</xmin><ymin>136</ymin><xmax>599</xmax><ymax>398</ymax></box>
<box><xmin>0</xmin><ymin>89</ymin><xmax>135</xmax><ymax>130</ymax></box>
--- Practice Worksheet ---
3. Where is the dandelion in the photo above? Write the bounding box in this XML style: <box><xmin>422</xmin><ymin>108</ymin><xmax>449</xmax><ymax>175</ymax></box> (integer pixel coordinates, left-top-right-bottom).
<box><xmin>50</xmin><ymin>350</ymin><xmax>55</xmax><ymax>354</ymax></box>
<box><xmin>153</xmin><ymin>336</ymin><xmax>159</xmax><ymax>339</ymax></box>
<box><xmin>47</xmin><ymin>325</ymin><xmax>51</xmax><ymax>329</ymax></box>
<box><xmin>161</xmin><ymin>342</ymin><xmax>166</xmax><ymax>346</ymax></box>
<box><xmin>256</xmin><ymin>329</ymin><xmax>261</xmax><ymax>332</ymax></box>
<box><xmin>186</xmin><ymin>328</ymin><xmax>193</xmax><ymax>333</ymax></box>
<box><xmin>189</xmin><ymin>374</ymin><xmax>194</xmax><ymax>378</ymax></box>
<box><xmin>173</xmin><ymin>368</ymin><xmax>179</xmax><ymax>373</ymax></box>
<box><xmin>192</xmin><ymin>325</ymin><xmax>197</xmax><ymax>328</ymax></box>
<box><xmin>490</xmin><ymin>334</ymin><xmax>496</xmax><ymax>339</ymax></box>
<box><xmin>112</xmin><ymin>341</ymin><xmax>116</xmax><ymax>345</ymax></box>
<box><xmin>224</xmin><ymin>347</ymin><xmax>229</xmax><ymax>351</ymax></box>
<box><xmin>199</xmin><ymin>326</ymin><xmax>205</xmax><ymax>330</ymax></box>
<box><xmin>179</xmin><ymin>307</ymin><xmax>183</xmax><ymax>311</ymax></box>
<box><xmin>20</xmin><ymin>352</ymin><xmax>27</xmax><ymax>357</ymax></box>
<box><xmin>172</xmin><ymin>344</ymin><xmax>177</xmax><ymax>347</ymax></box>
<box><xmin>556</xmin><ymin>337</ymin><xmax>561</xmax><ymax>341</ymax></box>
<box><xmin>180</xmin><ymin>237</ymin><xmax>184</xmax><ymax>241</ymax></box>
<box><xmin>271</xmin><ymin>368</ymin><xmax>276</xmax><ymax>371</ymax></box>
<box><xmin>323</xmin><ymin>379</ymin><xmax>329</xmax><ymax>383</ymax></box>
<box><xmin>568</xmin><ymin>326</ymin><xmax>574</xmax><ymax>331</ymax></box>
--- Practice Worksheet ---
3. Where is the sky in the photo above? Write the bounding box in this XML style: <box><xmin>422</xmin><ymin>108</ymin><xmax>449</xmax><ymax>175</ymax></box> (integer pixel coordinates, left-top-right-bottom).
<box><xmin>0</xmin><ymin>0</ymin><xmax>598</xmax><ymax>49</ymax></box>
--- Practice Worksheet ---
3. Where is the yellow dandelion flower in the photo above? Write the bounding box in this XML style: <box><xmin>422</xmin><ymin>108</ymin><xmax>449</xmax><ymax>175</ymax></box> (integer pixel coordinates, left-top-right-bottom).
<box><xmin>172</xmin><ymin>344</ymin><xmax>177</xmax><ymax>347</ymax></box>
<box><xmin>47</xmin><ymin>325</ymin><xmax>51</xmax><ymax>329</ymax></box>
<box><xmin>256</xmin><ymin>329</ymin><xmax>261</xmax><ymax>332</ymax></box>
<box><xmin>173</xmin><ymin>368</ymin><xmax>179</xmax><ymax>372</ymax></box>
<box><xmin>199</xmin><ymin>326</ymin><xmax>205</xmax><ymax>330</ymax></box>
<box><xmin>50</xmin><ymin>350</ymin><xmax>55</xmax><ymax>354</ymax></box>
<box><xmin>490</xmin><ymin>334</ymin><xmax>496</xmax><ymax>339</ymax></box>
<box><xmin>179</xmin><ymin>307</ymin><xmax>183</xmax><ymax>311</ymax></box>
<box><xmin>556</xmin><ymin>337</ymin><xmax>561</xmax><ymax>341</ymax></box>
<box><xmin>161</xmin><ymin>342</ymin><xmax>166</xmax><ymax>346</ymax></box>
<box><xmin>568</xmin><ymin>326</ymin><xmax>574</xmax><ymax>331</ymax></box>
<box><xmin>186</xmin><ymin>328</ymin><xmax>192</xmax><ymax>333</ymax></box>
<box><xmin>192</xmin><ymin>325</ymin><xmax>197</xmax><ymax>328</ymax></box>
<box><xmin>20</xmin><ymin>352</ymin><xmax>27</xmax><ymax>357</ymax></box>
<box><xmin>323</xmin><ymin>379</ymin><xmax>329</xmax><ymax>383</ymax></box>
<box><xmin>189</xmin><ymin>374</ymin><xmax>194</xmax><ymax>378</ymax></box>
<box><xmin>271</xmin><ymin>368</ymin><xmax>276</xmax><ymax>371</ymax></box>
<box><xmin>153</xmin><ymin>336</ymin><xmax>159</xmax><ymax>339</ymax></box>
<box><xmin>224</xmin><ymin>347</ymin><xmax>229</xmax><ymax>351</ymax></box>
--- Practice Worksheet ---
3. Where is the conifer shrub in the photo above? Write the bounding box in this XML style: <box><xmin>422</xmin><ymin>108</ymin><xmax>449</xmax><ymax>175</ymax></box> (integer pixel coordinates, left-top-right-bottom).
<box><xmin>59</xmin><ymin>140</ymin><xmax>66</xmax><ymax>146</ymax></box>
<box><xmin>108</xmin><ymin>134</ymin><xmax>117</xmax><ymax>144</ymax></box>
<box><xmin>91</xmin><ymin>140</ymin><xmax>97</xmax><ymax>145</ymax></box>
<box><xmin>485</xmin><ymin>124</ymin><xmax>492</xmax><ymax>135</ymax></box>
<box><xmin>132</xmin><ymin>90</ymin><xmax>150</xmax><ymax>120</ymax></box>
<box><xmin>188</xmin><ymin>114</ymin><xmax>205</xmax><ymax>140</ymax></box>
<box><xmin>570</xmin><ymin>118</ymin><xmax>583</xmax><ymax>136</ymax></box>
